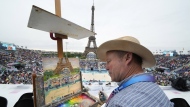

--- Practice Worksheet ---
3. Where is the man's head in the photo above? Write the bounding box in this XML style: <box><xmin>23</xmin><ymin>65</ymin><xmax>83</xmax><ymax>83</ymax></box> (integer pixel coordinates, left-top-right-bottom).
<box><xmin>105</xmin><ymin>50</ymin><xmax>143</xmax><ymax>82</ymax></box>
<box><xmin>97</xmin><ymin>36</ymin><xmax>155</xmax><ymax>82</ymax></box>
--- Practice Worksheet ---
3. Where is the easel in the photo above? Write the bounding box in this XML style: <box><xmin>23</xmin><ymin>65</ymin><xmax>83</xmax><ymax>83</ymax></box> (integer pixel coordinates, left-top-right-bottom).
<box><xmin>51</xmin><ymin>0</ymin><xmax>73</xmax><ymax>74</ymax></box>
<box><xmin>28</xmin><ymin>0</ymin><xmax>95</xmax><ymax>106</ymax></box>
<box><xmin>32</xmin><ymin>1</ymin><xmax>70</xmax><ymax>106</ymax></box>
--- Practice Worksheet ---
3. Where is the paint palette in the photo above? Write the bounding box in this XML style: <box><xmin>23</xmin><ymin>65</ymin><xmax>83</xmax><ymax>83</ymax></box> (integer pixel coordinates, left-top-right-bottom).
<box><xmin>56</xmin><ymin>93</ymin><xmax>97</xmax><ymax>107</ymax></box>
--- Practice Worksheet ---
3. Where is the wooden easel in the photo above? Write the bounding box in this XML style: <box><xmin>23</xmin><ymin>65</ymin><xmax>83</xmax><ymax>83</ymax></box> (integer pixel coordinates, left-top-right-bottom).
<box><xmin>32</xmin><ymin>1</ymin><xmax>72</xmax><ymax>107</ymax></box>
<box><xmin>29</xmin><ymin>0</ymin><xmax>96</xmax><ymax>106</ymax></box>
<box><xmin>32</xmin><ymin>74</ymin><xmax>37</xmax><ymax>107</ymax></box>
<box><xmin>53</xmin><ymin>0</ymin><xmax>73</xmax><ymax>74</ymax></box>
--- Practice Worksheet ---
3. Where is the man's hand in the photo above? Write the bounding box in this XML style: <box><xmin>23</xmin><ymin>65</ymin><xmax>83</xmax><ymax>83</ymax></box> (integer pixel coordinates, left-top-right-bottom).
<box><xmin>99</xmin><ymin>91</ymin><xmax>108</xmax><ymax>103</ymax></box>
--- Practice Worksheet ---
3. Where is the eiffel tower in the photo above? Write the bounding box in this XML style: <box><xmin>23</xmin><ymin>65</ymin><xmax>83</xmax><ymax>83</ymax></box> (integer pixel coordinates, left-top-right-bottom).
<box><xmin>83</xmin><ymin>2</ymin><xmax>98</xmax><ymax>58</ymax></box>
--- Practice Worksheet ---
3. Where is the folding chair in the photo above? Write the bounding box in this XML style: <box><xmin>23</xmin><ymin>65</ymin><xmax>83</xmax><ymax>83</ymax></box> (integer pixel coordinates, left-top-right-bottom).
<box><xmin>0</xmin><ymin>96</ymin><xmax>7</xmax><ymax>107</ymax></box>
<box><xmin>170</xmin><ymin>98</ymin><xmax>190</xmax><ymax>107</ymax></box>
<box><xmin>14</xmin><ymin>98</ymin><xmax>34</xmax><ymax>107</ymax></box>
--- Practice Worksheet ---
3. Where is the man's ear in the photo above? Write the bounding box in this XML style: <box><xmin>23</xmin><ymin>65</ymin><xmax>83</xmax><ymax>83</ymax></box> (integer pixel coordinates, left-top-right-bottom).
<box><xmin>124</xmin><ymin>53</ymin><xmax>133</xmax><ymax>63</ymax></box>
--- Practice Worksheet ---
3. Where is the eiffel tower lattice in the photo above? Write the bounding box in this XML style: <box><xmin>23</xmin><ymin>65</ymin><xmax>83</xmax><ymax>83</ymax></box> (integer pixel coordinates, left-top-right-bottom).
<box><xmin>83</xmin><ymin>2</ymin><xmax>98</xmax><ymax>57</ymax></box>
<box><xmin>83</xmin><ymin>36</ymin><xmax>98</xmax><ymax>57</ymax></box>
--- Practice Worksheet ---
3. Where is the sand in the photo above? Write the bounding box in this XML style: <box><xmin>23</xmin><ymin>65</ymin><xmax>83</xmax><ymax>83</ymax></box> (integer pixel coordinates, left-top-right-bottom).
<box><xmin>68</xmin><ymin>58</ymin><xmax>111</xmax><ymax>82</ymax></box>
<box><xmin>82</xmin><ymin>73</ymin><xmax>111</xmax><ymax>81</ymax></box>
<box><xmin>45</xmin><ymin>81</ymin><xmax>82</xmax><ymax>104</ymax></box>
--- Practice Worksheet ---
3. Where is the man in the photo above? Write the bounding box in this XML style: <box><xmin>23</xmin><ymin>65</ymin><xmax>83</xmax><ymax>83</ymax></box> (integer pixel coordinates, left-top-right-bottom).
<box><xmin>97</xmin><ymin>36</ymin><xmax>174</xmax><ymax>107</ymax></box>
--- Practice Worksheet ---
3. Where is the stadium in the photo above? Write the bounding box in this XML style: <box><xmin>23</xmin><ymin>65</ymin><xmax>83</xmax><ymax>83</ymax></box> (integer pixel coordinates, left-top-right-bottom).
<box><xmin>0</xmin><ymin>42</ymin><xmax>190</xmax><ymax>106</ymax></box>
<box><xmin>1</xmin><ymin>0</ymin><xmax>190</xmax><ymax>107</ymax></box>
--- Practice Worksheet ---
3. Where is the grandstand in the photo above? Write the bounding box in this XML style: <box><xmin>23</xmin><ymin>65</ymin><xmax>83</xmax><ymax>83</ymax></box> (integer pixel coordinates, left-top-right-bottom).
<box><xmin>0</xmin><ymin>42</ymin><xmax>190</xmax><ymax>84</ymax></box>
<box><xmin>0</xmin><ymin>42</ymin><xmax>190</xmax><ymax>86</ymax></box>
<box><xmin>0</xmin><ymin>43</ymin><xmax>190</xmax><ymax>106</ymax></box>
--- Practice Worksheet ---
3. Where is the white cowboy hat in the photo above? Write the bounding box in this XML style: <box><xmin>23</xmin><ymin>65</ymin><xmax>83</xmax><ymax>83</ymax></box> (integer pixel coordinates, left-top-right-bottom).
<box><xmin>97</xmin><ymin>36</ymin><xmax>156</xmax><ymax>68</ymax></box>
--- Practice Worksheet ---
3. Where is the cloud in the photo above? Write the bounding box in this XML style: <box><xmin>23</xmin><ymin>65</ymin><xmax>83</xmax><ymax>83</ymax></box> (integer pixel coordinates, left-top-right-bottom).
<box><xmin>0</xmin><ymin>0</ymin><xmax>190</xmax><ymax>53</ymax></box>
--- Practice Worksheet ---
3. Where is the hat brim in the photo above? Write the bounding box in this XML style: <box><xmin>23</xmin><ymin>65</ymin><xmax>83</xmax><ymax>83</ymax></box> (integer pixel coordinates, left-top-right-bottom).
<box><xmin>97</xmin><ymin>40</ymin><xmax>156</xmax><ymax>68</ymax></box>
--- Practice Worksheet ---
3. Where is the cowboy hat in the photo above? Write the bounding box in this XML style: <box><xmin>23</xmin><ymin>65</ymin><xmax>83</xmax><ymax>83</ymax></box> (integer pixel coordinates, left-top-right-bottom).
<box><xmin>97</xmin><ymin>36</ymin><xmax>156</xmax><ymax>68</ymax></box>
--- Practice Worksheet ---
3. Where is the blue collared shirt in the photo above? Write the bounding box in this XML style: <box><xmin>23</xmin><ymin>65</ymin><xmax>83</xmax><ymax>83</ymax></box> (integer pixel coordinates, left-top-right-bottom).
<box><xmin>106</xmin><ymin>73</ymin><xmax>174</xmax><ymax>107</ymax></box>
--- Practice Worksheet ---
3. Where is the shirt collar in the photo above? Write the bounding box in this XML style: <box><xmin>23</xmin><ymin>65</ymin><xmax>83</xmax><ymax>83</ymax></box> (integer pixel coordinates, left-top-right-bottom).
<box><xmin>117</xmin><ymin>72</ymin><xmax>152</xmax><ymax>86</ymax></box>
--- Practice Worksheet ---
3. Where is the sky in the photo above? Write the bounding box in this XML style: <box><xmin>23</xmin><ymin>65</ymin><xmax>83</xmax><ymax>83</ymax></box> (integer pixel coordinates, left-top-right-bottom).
<box><xmin>0</xmin><ymin>0</ymin><xmax>190</xmax><ymax>54</ymax></box>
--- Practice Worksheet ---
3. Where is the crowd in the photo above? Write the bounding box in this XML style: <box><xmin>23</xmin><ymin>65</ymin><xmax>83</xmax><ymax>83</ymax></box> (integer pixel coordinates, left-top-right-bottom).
<box><xmin>159</xmin><ymin>55</ymin><xmax>190</xmax><ymax>71</ymax></box>
<box><xmin>154</xmin><ymin>72</ymin><xmax>170</xmax><ymax>86</ymax></box>
<box><xmin>79</xmin><ymin>59</ymin><xmax>100</xmax><ymax>70</ymax></box>
<box><xmin>0</xmin><ymin>48</ymin><xmax>42</xmax><ymax>84</ymax></box>
<box><xmin>0</xmin><ymin>70</ymin><xmax>32</xmax><ymax>84</ymax></box>
<box><xmin>155</xmin><ymin>55</ymin><xmax>171</xmax><ymax>66</ymax></box>
<box><xmin>175</xmin><ymin>65</ymin><xmax>190</xmax><ymax>74</ymax></box>
<box><xmin>150</xmin><ymin>69</ymin><xmax>190</xmax><ymax>86</ymax></box>
<box><xmin>0</xmin><ymin>47</ymin><xmax>190</xmax><ymax>85</ymax></box>
<box><xmin>99</xmin><ymin>62</ymin><xmax>106</xmax><ymax>70</ymax></box>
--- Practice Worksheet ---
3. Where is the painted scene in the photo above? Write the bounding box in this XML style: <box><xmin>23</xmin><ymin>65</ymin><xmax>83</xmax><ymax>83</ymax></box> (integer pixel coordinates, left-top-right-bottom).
<box><xmin>42</xmin><ymin>57</ymin><xmax>82</xmax><ymax>105</ymax></box>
